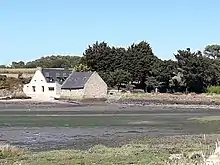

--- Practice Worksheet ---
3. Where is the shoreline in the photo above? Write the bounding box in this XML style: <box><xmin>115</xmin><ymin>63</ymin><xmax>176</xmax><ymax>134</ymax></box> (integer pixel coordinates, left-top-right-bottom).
<box><xmin>1</xmin><ymin>98</ymin><xmax>220</xmax><ymax>110</ymax></box>
<box><xmin>113</xmin><ymin>99</ymin><xmax>220</xmax><ymax>107</ymax></box>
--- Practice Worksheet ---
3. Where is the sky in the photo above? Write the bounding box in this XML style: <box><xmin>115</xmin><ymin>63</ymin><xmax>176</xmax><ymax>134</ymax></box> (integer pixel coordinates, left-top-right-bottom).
<box><xmin>0</xmin><ymin>0</ymin><xmax>220</xmax><ymax>65</ymax></box>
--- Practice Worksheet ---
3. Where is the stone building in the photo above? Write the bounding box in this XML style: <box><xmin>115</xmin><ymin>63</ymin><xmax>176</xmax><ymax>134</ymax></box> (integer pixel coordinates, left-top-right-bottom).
<box><xmin>61</xmin><ymin>71</ymin><xmax>107</xmax><ymax>99</ymax></box>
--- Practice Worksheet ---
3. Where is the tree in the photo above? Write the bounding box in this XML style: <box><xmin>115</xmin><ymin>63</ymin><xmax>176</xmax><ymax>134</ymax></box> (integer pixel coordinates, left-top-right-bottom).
<box><xmin>82</xmin><ymin>42</ymin><xmax>112</xmax><ymax>72</ymax></box>
<box><xmin>82</xmin><ymin>41</ymin><xmax>160</xmax><ymax>92</ymax></box>
<box><xmin>100</xmin><ymin>69</ymin><xmax>132</xmax><ymax>90</ymax></box>
<box><xmin>155</xmin><ymin>60</ymin><xmax>178</xmax><ymax>91</ymax></box>
<box><xmin>25</xmin><ymin>55</ymin><xmax>81</xmax><ymax>68</ymax></box>
<box><xmin>110</xmin><ymin>69</ymin><xmax>132</xmax><ymax>90</ymax></box>
<box><xmin>126</xmin><ymin>41</ymin><xmax>159</xmax><ymax>82</ymax></box>
<box><xmin>11</xmin><ymin>61</ymin><xmax>25</xmax><ymax>68</ymax></box>
<box><xmin>175</xmin><ymin>48</ymin><xmax>220</xmax><ymax>93</ymax></box>
<box><xmin>0</xmin><ymin>65</ymin><xmax>6</xmax><ymax>68</ymax></box>
<box><xmin>204</xmin><ymin>44</ymin><xmax>220</xmax><ymax>59</ymax></box>
<box><xmin>125</xmin><ymin>41</ymin><xmax>160</xmax><ymax>92</ymax></box>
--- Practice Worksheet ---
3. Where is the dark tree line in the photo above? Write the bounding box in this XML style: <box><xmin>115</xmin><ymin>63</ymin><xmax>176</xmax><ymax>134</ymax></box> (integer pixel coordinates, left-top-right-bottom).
<box><xmin>0</xmin><ymin>55</ymin><xmax>81</xmax><ymax>69</ymax></box>
<box><xmin>81</xmin><ymin>41</ymin><xmax>220</xmax><ymax>93</ymax></box>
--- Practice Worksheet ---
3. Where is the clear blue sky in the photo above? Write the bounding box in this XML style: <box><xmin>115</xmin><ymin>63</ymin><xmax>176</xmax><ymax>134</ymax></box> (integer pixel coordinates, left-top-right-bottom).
<box><xmin>1</xmin><ymin>0</ymin><xmax>220</xmax><ymax>65</ymax></box>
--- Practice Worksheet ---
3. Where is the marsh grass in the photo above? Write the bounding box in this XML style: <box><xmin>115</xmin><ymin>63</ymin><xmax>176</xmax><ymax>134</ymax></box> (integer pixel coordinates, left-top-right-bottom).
<box><xmin>0</xmin><ymin>144</ymin><xmax>25</xmax><ymax>158</ymax></box>
<box><xmin>207</xmin><ymin>86</ymin><xmax>220</xmax><ymax>94</ymax></box>
<box><xmin>13</xmin><ymin>144</ymin><xmax>169</xmax><ymax>165</ymax></box>
<box><xmin>1</xmin><ymin>135</ymin><xmax>220</xmax><ymax>165</ymax></box>
<box><xmin>189</xmin><ymin>116</ymin><xmax>220</xmax><ymax>122</ymax></box>
<box><xmin>0</xmin><ymin>68</ymin><xmax>36</xmax><ymax>74</ymax></box>
<box><xmin>0</xmin><ymin>144</ymin><xmax>27</xmax><ymax>165</ymax></box>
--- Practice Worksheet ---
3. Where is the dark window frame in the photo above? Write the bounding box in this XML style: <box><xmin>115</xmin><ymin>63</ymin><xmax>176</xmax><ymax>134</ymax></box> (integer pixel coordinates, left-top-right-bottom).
<box><xmin>32</xmin><ymin>86</ymin><xmax>36</xmax><ymax>92</ymax></box>
<box><xmin>48</xmin><ymin>87</ymin><xmax>55</xmax><ymax>91</ymax></box>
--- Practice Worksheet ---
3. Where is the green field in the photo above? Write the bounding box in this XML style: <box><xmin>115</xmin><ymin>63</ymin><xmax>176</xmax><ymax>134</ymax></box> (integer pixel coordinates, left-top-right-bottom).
<box><xmin>0</xmin><ymin>134</ymin><xmax>217</xmax><ymax>165</ymax></box>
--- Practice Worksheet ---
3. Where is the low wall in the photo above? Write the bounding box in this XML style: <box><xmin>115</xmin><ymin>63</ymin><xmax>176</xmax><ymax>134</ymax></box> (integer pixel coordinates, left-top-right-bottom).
<box><xmin>61</xmin><ymin>89</ymin><xmax>84</xmax><ymax>99</ymax></box>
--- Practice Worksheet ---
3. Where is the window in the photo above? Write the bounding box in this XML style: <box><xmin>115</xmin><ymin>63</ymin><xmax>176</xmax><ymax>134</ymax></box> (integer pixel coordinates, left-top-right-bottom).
<box><xmin>32</xmin><ymin>86</ymin><xmax>36</xmax><ymax>92</ymax></box>
<box><xmin>42</xmin><ymin>86</ymin><xmax>44</xmax><ymax>92</ymax></box>
<box><xmin>45</xmin><ymin>72</ymin><xmax>49</xmax><ymax>77</ymax></box>
<box><xmin>48</xmin><ymin>87</ymin><xmax>55</xmax><ymax>91</ymax></box>
<box><xmin>56</xmin><ymin>72</ymin><xmax>60</xmax><ymax>77</ymax></box>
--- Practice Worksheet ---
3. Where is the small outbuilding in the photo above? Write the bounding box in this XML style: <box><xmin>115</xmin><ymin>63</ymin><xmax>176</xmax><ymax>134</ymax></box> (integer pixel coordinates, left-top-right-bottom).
<box><xmin>61</xmin><ymin>71</ymin><xmax>107</xmax><ymax>99</ymax></box>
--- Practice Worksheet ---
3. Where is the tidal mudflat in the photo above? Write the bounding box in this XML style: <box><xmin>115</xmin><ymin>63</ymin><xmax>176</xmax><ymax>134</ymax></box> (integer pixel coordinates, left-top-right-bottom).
<box><xmin>0</xmin><ymin>103</ymin><xmax>220</xmax><ymax>152</ymax></box>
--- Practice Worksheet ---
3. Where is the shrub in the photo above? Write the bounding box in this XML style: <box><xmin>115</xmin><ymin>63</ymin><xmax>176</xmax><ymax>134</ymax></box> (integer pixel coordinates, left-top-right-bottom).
<box><xmin>0</xmin><ymin>144</ymin><xmax>24</xmax><ymax>159</ymax></box>
<box><xmin>206</xmin><ymin>86</ymin><xmax>220</xmax><ymax>94</ymax></box>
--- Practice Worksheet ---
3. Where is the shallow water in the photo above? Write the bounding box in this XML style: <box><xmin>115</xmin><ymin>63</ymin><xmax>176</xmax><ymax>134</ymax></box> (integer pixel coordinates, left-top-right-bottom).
<box><xmin>0</xmin><ymin>104</ymin><xmax>220</xmax><ymax>151</ymax></box>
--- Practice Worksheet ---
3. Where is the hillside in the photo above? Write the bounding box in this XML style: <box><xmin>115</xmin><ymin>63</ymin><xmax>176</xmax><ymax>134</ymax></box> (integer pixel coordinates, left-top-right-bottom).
<box><xmin>0</xmin><ymin>68</ymin><xmax>37</xmax><ymax>74</ymax></box>
<box><xmin>0</xmin><ymin>75</ymin><xmax>31</xmax><ymax>98</ymax></box>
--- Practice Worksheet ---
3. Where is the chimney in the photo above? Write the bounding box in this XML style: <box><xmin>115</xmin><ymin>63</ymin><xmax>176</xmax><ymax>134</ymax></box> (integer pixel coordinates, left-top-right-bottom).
<box><xmin>37</xmin><ymin>67</ymin><xmax>42</xmax><ymax>72</ymax></box>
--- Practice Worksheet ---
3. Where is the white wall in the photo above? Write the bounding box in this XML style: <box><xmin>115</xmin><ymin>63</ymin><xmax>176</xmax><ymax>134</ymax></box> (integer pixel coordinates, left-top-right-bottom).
<box><xmin>23</xmin><ymin>70</ymin><xmax>61</xmax><ymax>99</ymax></box>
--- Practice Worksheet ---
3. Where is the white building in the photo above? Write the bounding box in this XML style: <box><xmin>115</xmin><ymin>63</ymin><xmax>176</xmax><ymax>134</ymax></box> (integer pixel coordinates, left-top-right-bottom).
<box><xmin>23</xmin><ymin>67</ymin><xmax>72</xmax><ymax>99</ymax></box>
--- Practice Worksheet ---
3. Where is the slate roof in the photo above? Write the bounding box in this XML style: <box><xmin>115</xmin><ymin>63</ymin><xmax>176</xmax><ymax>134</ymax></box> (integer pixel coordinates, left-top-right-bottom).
<box><xmin>41</xmin><ymin>68</ymin><xmax>72</xmax><ymax>84</ymax></box>
<box><xmin>61</xmin><ymin>72</ymin><xmax>93</xmax><ymax>89</ymax></box>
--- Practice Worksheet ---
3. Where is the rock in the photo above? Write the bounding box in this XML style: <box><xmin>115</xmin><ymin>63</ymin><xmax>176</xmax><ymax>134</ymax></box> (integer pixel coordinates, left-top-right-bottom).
<box><xmin>205</xmin><ymin>141</ymin><xmax>220</xmax><ymax>165</ymax></box>
<box><xmin>169</xmin><ymin>153</ymin><xmax>184</xmax><ymax>160</ymax></box>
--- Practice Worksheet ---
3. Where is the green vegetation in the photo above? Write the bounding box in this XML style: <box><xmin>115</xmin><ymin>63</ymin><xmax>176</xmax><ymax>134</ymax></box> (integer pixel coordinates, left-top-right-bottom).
<box><xmin>73</xmin><ymin>63</ymin><xmax>90</xmax><ymax>72</ymax></box>
<box><xmin>102</xmin><ymin>69</ymin><xmax>132</xmax><ymax>90</ymax></box>
<box><xmin>23</xmin><ymin>145</ymin><xmax>168</xmax><ymax>165</ymax></box>
<box><xmin>206</xmin><ymin>86</ymin><xmax>220</xmax><ymax>94</ymax></box>
<box><xmin>0</xmin><ymin>135</ymin><xmax>217</xmax><ymax>165</ymax></box>
<box><xmin>204</xmin><ymin>44</ymin><xmax>220</xmax><ymax>59</ymax></box>
<box><xmin>0</xmin><ymin>145</ymin><xmax>169</xmax><ymax>165</ymax></box>
<box><xmin>0</xmin><ymin>55</ymin><xmax>81</xmax><ymax>69</ymax></box>
<box><xmin>82</xmin><ymin>42</ymin><xmax>220</xmax><ymax>93</ymax></box>
<box><xmin>189</xmin><ymin>116</ymin><xmax>220</xmax><ymax>122</ymax></box>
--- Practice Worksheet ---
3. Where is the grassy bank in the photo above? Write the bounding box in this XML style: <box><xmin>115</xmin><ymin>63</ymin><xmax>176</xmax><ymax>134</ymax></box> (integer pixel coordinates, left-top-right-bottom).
<box><xmin>0</xmin><ymin>68</ymin><xmax>36</xmax><ymax>74</ymax></box>
<box><xmin>1</xmin><ymin>135</ymin><xmax>218</xmax><ymax>165</ymax></box>
<box><xmin>115</xmin><ymin>93</ymin><xmax>220</xmax><ymax>105</ymax></box>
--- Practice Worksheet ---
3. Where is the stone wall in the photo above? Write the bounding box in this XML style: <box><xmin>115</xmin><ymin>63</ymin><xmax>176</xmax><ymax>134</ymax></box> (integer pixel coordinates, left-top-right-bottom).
<box><xmin>84</xmin><ymin>72</ymin><xmax>107</xmax><ymax>99</ymax></box>
<box><xmin>61</xmin><ymin>88</ymin><xmax>85</xmax><ymax>99</ymax></box>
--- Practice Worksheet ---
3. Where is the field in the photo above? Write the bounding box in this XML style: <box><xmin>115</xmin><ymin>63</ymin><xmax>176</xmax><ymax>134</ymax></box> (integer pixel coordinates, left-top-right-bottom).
<box><xmin>0</xmin><ymin>68</ymin><xmax>36</xmax><ymax>79</ymax></box>
<box><xmin>0</xmin><ymin>68</ymin><xmax>37</xmax><ymax>74</ymax></box>
<box><xmin>0</xmin><ymin>104</ymin><xmax>220</xmax><ymax>164</ymax></box>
